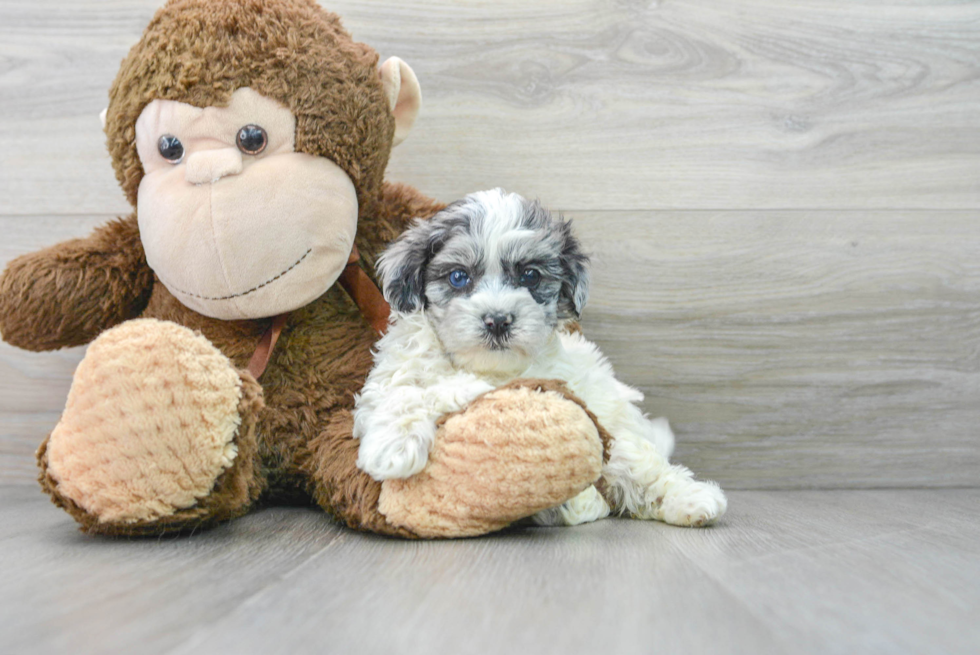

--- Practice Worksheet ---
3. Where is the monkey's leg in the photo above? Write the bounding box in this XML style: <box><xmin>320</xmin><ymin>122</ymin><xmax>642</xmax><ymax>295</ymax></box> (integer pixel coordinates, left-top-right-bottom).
<box><xmin>37</xmin><ymin>319</ymin><xmax>266</xmax><ymax>536</ymax></box>
<box><xmin>305</xmin><ymin>379</ymin><xmax>608</xmax><ymax>538</ymax></box>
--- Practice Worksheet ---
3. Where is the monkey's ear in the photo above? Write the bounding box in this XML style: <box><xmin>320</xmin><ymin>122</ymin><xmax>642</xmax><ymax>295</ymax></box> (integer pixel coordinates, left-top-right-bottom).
<box><xmin>380</xmin><ymin>57</ymin><xmax>421</xmax><ymax>147</ymax></box>
<box><xmin>99</xmin><ymin>107</ymin><xmax>108</xmax><ymax>129</ymax></box>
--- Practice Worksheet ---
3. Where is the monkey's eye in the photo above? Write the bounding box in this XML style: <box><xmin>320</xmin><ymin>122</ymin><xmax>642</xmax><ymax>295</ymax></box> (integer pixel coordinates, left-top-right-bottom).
<box><xmin>448</xmin><ymin>270</ymin><xmax>470</xmax><ymax>289</ymax></box>
<box><xmin>236</xmin><ymin>125</ymin><xmax>268</xmax><ymax>155</ymax></box>
<box><xmin>157</xmin><ymin>135</ymin><xmax>184</xmax><ymax>163</ymax></box>
<box><xmin>520</xmin><ymin>268</ymin><xmax>541</xmax><ymax>288</ymax></box>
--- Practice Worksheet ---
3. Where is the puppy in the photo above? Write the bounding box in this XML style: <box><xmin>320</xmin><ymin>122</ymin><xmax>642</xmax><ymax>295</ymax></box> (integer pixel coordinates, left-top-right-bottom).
<box><xmin>354</xmin><ymin>189</ymin><xmax>727</xmax><ymax>527</ymax></box>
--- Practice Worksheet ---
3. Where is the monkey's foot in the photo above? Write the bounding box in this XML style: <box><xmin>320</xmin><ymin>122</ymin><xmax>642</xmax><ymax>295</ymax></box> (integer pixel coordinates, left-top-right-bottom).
<box><xmin>39</xmin><ymin>319</ymin><xmax>264</xmax><ymax>535</ymax></box>
<box><xmin>378</xmin><ymin>379</ymin><xmax>607</xmax><ymax>538</ymax></box>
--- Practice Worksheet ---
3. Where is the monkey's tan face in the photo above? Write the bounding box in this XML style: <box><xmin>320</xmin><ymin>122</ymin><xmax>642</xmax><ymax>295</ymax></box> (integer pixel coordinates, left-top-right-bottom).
<box><xmin>134</xmin><ymin>88</ymin><xmax>358</xmax><ymax>320</ymax></box>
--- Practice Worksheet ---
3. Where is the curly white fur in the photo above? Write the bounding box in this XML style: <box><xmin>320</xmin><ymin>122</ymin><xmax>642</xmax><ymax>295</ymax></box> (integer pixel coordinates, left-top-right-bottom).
<box><xmin>354</xmin><ymin>189</ymin><xmax>727</xmax><ymax>528</ymax></box>
<box><xmin>355</xmin><ymin>313</ymin><xmax>727</xmax><ymax>527</ymax></box>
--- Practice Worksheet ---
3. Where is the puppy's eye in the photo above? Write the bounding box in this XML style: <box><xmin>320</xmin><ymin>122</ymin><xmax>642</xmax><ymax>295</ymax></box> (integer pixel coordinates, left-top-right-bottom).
<box><xmin>236</xmin><ymin>124</ymin><xmax>268</xmax><ymax>155</ymax></box>
<box><xmin>158</xmin><ymin>135</ymin><xmax>184</xmax><ymax>163</ymax></box>
<box><xmin>520</xmin><ymin>268</ymin><xmax>541</xmax><ymax>287</ymax></box>
<box><xmin>448</xmin><ymin>270</ymin><xmax>470</xmax><ymax>289</ymax></box>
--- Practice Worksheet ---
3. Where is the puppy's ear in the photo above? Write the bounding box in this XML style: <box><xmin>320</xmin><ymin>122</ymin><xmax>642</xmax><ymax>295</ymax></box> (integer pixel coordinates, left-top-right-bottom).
<box><xmin>376</xmin><ymin>219</ymin><xmax>435</xmax><ymax>312</ymax></box>
<box><xmin>377</xmin><ymin>207</ymin><xmax>463</xmax><ymax>312</ymax></box>
<box><xmin>557</xmin><ymin>219</ymin><xmax>591</xmax><ymax>319</ymax></box>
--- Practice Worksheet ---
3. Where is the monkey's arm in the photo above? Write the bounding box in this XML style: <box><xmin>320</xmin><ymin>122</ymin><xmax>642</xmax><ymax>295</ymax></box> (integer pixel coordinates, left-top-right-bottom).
<box><xmin>0</xmin><ymin>213</ymin><xmax>154</xmax><ymax>351</ymax></box>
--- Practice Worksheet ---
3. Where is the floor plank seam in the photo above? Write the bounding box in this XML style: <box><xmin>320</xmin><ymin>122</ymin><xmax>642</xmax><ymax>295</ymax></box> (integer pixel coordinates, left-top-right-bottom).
<box><xmin>160</xmin><ymin>531</ymin><xmax>351</xmax><ymax>654</ymax></box>
<box><xmin>703</xmin><ymin>486</ymin><xmax>980</xmax><ymax>492</ymax></box>
<box><xmin>670</xmin><ymin>543</ymin><xmax>803</xmax><ymax>648</ymax></box>
<box><xmin>711</xmin><ymin>521</ymin><xmax>931</xmax><ymax>566</ymax></box>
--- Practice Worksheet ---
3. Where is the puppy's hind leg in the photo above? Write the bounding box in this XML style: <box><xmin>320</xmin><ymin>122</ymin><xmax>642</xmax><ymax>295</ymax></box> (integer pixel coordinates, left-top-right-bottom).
<box><xmin>531</xmin><ymin>485</ymin><xmax>611</xmax><ymax>527</ymax></box>
<box><xmin>604</xmin><ymin>435</ymin><xmax>727</xmax><ymax>527</ymax></box>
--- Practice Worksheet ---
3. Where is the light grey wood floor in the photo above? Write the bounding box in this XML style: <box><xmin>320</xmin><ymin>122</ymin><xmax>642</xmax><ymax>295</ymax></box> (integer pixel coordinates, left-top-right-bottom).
<box><xmin>4</xmin><ymin>486</ymin><xmax>979</xmax><ymax>655</ymax></box>
<box><xmin>1</xmin><ymin>1</ymin><xmax>978</xmax><ymax>653</ymax></box>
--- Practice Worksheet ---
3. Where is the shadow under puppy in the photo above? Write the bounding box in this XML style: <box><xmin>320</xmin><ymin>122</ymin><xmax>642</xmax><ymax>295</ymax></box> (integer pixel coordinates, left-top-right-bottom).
<box><xmin>354</xmin><ymin>189</ymin><xmax>727</xmax><ymax>527</ymax></box>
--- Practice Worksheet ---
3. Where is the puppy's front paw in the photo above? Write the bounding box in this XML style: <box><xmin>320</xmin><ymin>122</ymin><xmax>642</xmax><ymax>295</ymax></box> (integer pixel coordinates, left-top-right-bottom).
<box><xmin>659</xmin><ymin>480</ymin><xmax>727</xmax><ymax>527</ymax></box>
<box><xmin>454</xmin><ymin>379</ymin><xmax>496</xmax><ymax>406</ymax></box>
<box><xmin>356</xmin><ymin>422</ymin><xmax>436</xmax><ymax>481</ymax></box>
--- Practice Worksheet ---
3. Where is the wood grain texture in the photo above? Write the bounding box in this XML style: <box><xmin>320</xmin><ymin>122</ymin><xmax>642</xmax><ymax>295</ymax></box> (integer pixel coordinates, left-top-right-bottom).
<box><xmin>3</xmin><ymin>486</ymin><xmax>978</xmax><ymax>655</ymax></box>
<box><xmin>0</xmin><ymin>0</ymin><xmax>978</xmax><ymax>214</ymax></box>
<box><xmin>2</xmin><ymin>212</ymin><xmax>977</xmax><ymax>488</ymax></box>
<box><xmin>0</xmin><ymin>485</ymin><xmax>347</xmax><ymax>655</ymax></box>
<box><xmin>575</xmin><ymin>209</ymin><xmax>980</xmax><ymax>489</ymax></box>
<box><xmin>0</xmin><ymin>3</ymin><xmax>977</xmax><ymax>486</ymax></box>
<box><xmin>2</xmin><ymin>3</ymin><xmax>977</xmax><ymax>653</ymax></box>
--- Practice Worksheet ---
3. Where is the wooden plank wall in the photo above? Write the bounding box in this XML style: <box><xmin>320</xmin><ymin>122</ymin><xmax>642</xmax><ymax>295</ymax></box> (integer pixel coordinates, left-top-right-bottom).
<box><xmin>1</xmin><ymin>0</ymin><xmax>977</xmax><ymax>488</ymax></box>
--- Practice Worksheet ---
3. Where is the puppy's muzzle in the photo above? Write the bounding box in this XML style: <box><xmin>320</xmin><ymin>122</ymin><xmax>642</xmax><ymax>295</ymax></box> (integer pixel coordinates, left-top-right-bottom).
<box><xmin>483</xmin><ymin>313</ymin><xmax>513</xmax><ymax>339</ymax></box>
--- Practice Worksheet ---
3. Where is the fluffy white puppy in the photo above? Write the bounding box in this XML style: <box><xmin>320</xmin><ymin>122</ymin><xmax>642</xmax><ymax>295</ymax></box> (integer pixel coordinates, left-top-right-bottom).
<box><xmin>354</xmin><ymin>189</ymin><xmax>727</xmax><ymax>527</ymax></box>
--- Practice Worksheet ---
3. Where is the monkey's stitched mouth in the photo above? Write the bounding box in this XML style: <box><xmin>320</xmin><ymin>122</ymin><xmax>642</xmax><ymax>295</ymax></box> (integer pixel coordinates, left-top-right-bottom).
<box><xmin>161</xmin><ymin>248</ymin><xmax>313</xmax><ymax>301</ymax></box>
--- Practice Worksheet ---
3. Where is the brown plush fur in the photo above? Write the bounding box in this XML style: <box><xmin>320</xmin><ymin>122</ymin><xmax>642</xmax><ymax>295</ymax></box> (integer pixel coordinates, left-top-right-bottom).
<box><xmin>0</xmin><ymin>218</ymin><xmax>153</xmax><ymax>351</ymax></box>
<box><xmin>2</xmin><ymin>0</ymin><xmax>607</xmax><ymax>538</ymax></box>
<box><xmin>106</xmin><ymin>0</ymin><xmax>394</xmax><ymax>214</ymax></box>
<box><xmin>37</xmin><ymin>372</ymin><xmax>265</xmax><ymax>537</ymax></box>
<box><xmin>379</xmin><ymin>379</ymin><xmax>610</xmax><ymax>538</ymax></box>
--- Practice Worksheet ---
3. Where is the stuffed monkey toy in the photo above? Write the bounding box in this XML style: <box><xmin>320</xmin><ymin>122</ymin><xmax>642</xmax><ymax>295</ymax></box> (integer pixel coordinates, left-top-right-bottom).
<box><xmin>0</xmin><ymin>0</ymin><xmax>607</xmax><ymax>538</ymax></box>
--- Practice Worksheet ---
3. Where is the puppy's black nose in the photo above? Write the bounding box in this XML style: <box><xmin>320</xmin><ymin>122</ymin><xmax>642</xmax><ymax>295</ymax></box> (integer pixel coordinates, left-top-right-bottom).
<box><xmin>483</xmin><ymin>313</ymin><xmax>513</xmax><ymax>338</ymax></box>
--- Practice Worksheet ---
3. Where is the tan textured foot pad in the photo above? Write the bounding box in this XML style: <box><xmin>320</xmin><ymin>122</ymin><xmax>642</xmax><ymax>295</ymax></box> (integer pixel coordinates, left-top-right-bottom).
<box><xmin>45</xmin><ymin>319</ymin><xmax>244</xmax><ymax>524</ymax></box>
<box><xmin>378</xmin><ymin>384</ymin><xmax>604</xmax><ymax>538</ymax></box>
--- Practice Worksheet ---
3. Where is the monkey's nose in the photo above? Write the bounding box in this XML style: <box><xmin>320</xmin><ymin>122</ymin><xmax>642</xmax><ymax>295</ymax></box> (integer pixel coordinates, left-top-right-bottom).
<box><xmin>184</xmin><ymin>148</ymin><xmax>243</xmax><ymax>184</ymax></box>
<box><xmin>483</xmin><ymin>313</ymin><xmax>514</xmax><ymax>338</ymax></box>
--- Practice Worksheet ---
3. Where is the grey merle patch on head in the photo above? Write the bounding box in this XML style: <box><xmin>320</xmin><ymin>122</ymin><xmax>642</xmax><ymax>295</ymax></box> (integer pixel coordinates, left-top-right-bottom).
<box><xmin>377</xmin><ymin>188</ymin><xmax>591</xmax><ymax>367</ymax></box>
<box><xmin>378</xmin><ymin>188</ymin><xmax>590</xmax><ymax>317</ymax></box>
<box><xmin>375</xmin><ymin>202</ymin><xmax>470</xmax><ymax>313</ymax></box>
